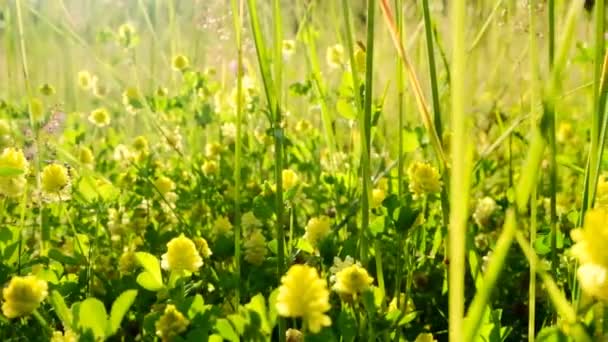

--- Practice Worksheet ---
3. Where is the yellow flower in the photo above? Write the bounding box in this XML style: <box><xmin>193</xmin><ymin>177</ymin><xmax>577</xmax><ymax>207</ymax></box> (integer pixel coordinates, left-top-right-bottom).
<box><xmin>193</xmin><ymin>237</ymin><xmax>213</xmax><ymax>258</ymax></box>
<box><xmin>88</xmin><ymin>107</ymin><xmax>111</xmax><ymax>127</ymax></box>
<box><xmin>41</xmin><ymin>163</ymin><xmax>70</xmax><ymax>194</ymax></box>
<box><xmin>372</xmin><ymin>188</ymin><xmax>386</xmax><ymax>208</ymax></box>
<box><xmin>244</xmin><ymin>229</ymin><xmax>267</xmax><ymax>266</ymax></box>
<box><xmin>202</xmin><ymin>160</ymin><xmax>218</xmax><ymax>176</ymax></box>
<box><xmin>577</xmin><ymin>263</ymin><xmax>608</xmax><ymax>301</ymax></box>
<box><xmin>241</xmin><ymin>211</ymin><xmax>262</xmax><ymax>234</ymax></box>
<box><xmin>122</xmin><ymin>87</ymin><xmax>143</xmax><ymax>110</ymax></box>
<box><xmin>155</xmin><ymin>304</ymin><xmax>190</xmax><ymax>342</ymax></box>
<box><xmin>78</xmin><ymin>146</ymin><xmax>94</xmax><ymax>166</ymax></box>
<box><xmin>326</xmin><ymin>44</ymin><xmax>344</xmax><ymax>69</ymax></box>
<box><xmin>571</xmin><ymin>208</ymin><xmax>608</xmax><ymax>267</ymax></box>
<box><xmin>0</xmin><ymin>147</ymin><xmax>29</xmax><ymax>172</ymax></box>
<box><xmin>407</xmin><ymin>161</ymin><xmax>442</xmax><ymax>198</ymax></box>
<box><xmin>282</xmin><ymin>169</ymin><xmax>299</xmax><ymax>190</ymax></box>
<box><xmin>304</xmin><ymin>216</ymin><xmax>331</xmax><ymax>247</ymax></box>
<box><xmin>161</xmin><ymin>234</ymin><xmax>203</xmax><ymax>273</ymax></box>
<box><xmin>77</xmin><ymin>70</ymin><xmax>92</xmax><ymax>90</ymax></box>
<box><xmin>133</xmin><ymin>136</ymin><xmax>149</xmax><ymax>152</ymax></box>
<box><xmin>2</xmin><ymin>275</ymin><xmax>48</xmax><ymax>319</ymax></box>
<box><xmin>286</xmin><ymin>328</ymin><xmax>303</xmax><ymax>342</ymax></box>
<box><xmin>154</xmin><ymin>176</ymin><xmax>175</xmax><ymax>195</ymax></box>
<box><xmin>388</xmin><ymin>293</ymin><xmax>416</xmax><ymax>314</ymax></box>
<box><xmin>276</xmin><ymin>265</ymin><xmax>331</xmax><ymax>333</ymax></box>
<box><xmin>50</xmin><ymin>329</ymin><xmax>78</xmax><ymax>342</ymax></box>
<box><xmin>205</xmin><ymin>142</ymin><xmax>222</xmax><ymax>158</ymax></box>
<box><xmin>213</xmin><ymin>216</ymin><xmax>233</xmax><ymax>237</ymax></box>
<box><xmin>333</xmin><ymin>264</ymin><xmax>374</xmax><ymax>296</ymax></box>
<box><xmin>118</xmin><ymin>250</ymin><xmax>138</xmax><ymax>274</ymax></box>
<box><xmin>557</xmin><ymin>122</ymin><xmax>573</xmax><ymax>143</ymax></box>
<box><xmin>117</xmin><ymin>23</ymin><xmax>138</xmax><ymax>48</ymax></box>
<box><xmin>172</xmin><ymin>55</ymin><xmax>190</xmax><ymax>71</ymax></box>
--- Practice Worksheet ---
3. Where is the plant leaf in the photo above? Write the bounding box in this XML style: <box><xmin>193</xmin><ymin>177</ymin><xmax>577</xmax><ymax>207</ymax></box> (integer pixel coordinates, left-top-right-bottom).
<box><xmin>108</xmin><ymin>289</ymin><xmax>138</xmax><ymax>335</ymax></box>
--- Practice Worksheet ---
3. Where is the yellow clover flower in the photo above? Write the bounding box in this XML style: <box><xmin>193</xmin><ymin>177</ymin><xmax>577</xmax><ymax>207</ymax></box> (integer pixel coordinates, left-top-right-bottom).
<box><xmin>77</xmin><ymin>70</ymin><xmax>93</xmax><ymax>90</ymax></box>
<box><xmin>161</xmin><ymin>234</ymin><xmax>203</xmax><ymax>273</ymax></box>
<box><xmin>154</xmin><ymin>176</ymin><xmax>175</xmax><ymax>195</ymax></box>
<box><xmin>202</xmin><ymin>160</ymin><xmax>218</xmax><ymax>176</ymax></box>
<box><xmin>88</xmin><ymin>107</ymin><xmax>111</xmax><ymax>127</ymax></box>
<box><xmin>282</xmin><ymin>169</ymin><xmax>299</xmax><ymax>191</ymax></box>
<box><xmin>333</xmin><ymin>264</ymin><xmax>374</xmax><ymax>296</ymax></box>
<box><xmin>276</xmin><ymin>265</ymin><xmax>331</xmax><ymax>333</ymax></box>
<box><xmin>407</xmin><ymin>161</ymin><xmax>442</xmax><ymax>198</ymax></box>
<box><xmin>372</xmin><ymin>188</ymin><xmax>386</xmax><ymax>208</ymax></box>
<box><xmin>41</xmin><ymin>163</ymin><xmax>70</xmax><ymax>194</ymax></box>
<box><xmin>2</xmin><ymin>275</ymin><xmax>48</xmax><ymax>319</ymax></box>
<box><xmin>304</xmin><ymin>216</ymin><xmax>331</xmax><ymax>248</ymax></box>
<box><xmin>155</xmin><ymin>304</ymin><xmax>190</xmax><ymax>342</ymax></box>
<box><xmin>213</xmin><ymin>216</ymin><xmax>233</xmax><ymax>237</ymax></box>
<box><xmin>244</xmin><ymin>229</ymin><xmax>267</xmax><ymax>266</ymax></box>
<box><xmin>193</xmin><ymin>237</ymin><xmax>213</xmax><ymax>259</ymax></box>
<box><xmin>172</xmin><ymin>55</ymin><xmax>190</xmax><ymax>71</ymax></box>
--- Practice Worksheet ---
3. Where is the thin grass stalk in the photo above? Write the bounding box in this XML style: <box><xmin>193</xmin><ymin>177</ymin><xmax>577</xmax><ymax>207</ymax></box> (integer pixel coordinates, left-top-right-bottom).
<box><xmin>378</xmin><ymin>0</ymin><xmax>446</xmax><ymax>168</ymax></box>
<box><xmin>360</xmin><ymin>0</ymin><xmax>376</xmax><ymax>265</ymax></box>
<box><xmin>15</xmin><ymin>0</ymin><xmax>44</xmax><ymax>256</ymax></box>
<box><xmin>448</xmin><ymin>0</ymin><xmax>468</xmax><ymax>341</ymax></box>
<box><xmin>393</xmin><ymin>0</ymin><xmax>405</xmax><ymax>310</ymax></box>
<box><xmin>528</xmin><ymin>1</ymin><xmax>541</xmax><ymax>339</ymax></box>
<box><xmin>5</xmin><ymin>5</ymin><xmax>13</xmax><ymax>100</ymax></box>
<box><xmin>340</xmin><ymin>0</ymin><xmax>369</xmax><ymax>264</ymax></box>
<box><xmin>548</xmin><ymin>0</ymin><xmax>555</xmax><ymax>67</ymax></box>
<box><xmin>421</xmin><ymin>0</ymin><xmax>449</xmax><ymax>228</ymax></box>
<box><xmin>245</xmin><ymin>0</ymin><xmax>285</xmax><ymax>339</ymax></box>
<box><xmin>230</xmin><ymin>0</ymin><xmax>244</xmax><ymax>307</ymax></box>
<box><xmin>463</xmin><ymin>210</ymin><xmax>516</xmax><ymax>341</ymax></box>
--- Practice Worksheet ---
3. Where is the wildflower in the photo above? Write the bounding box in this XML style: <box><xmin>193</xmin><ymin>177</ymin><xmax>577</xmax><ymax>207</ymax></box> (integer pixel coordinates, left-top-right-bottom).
<box><xmin>407</xmin><ymin>161</ymin><xmax>442</xmax><ymax>198</ymax></box>
<box><xmin>304</xmin><ymin>216</ymin><xmax>331</xmax><ymax>248</ymax></box>
<box><xmin>202</xmin><ymin>160</ymin><xmax>218</xmax><ymax>176</ymax></box>
<box><xmin>244</xmin><ymin>229</ymin><xmax>267</xmax><ymax>266</ymax></box>
<box><xmin>161</xmin><ymin>234</ymin><xmax>203</xmax><ymax>273</ymax></box>
<box><xmin>41</xmin><ymin>163</ymin><xmax>70</xmax><ymax>194</ymax></box>
<box><xmin>117</xmin><ymin>23</ymin><xmax>138</xmax><ymax>48</ymax></box>
<box><xmin>2</xmin><ymin>276</ymin><xmax>48</xmax><ymax>319</ymax></box>
<box><xmin>88</xmin><ymin>107</ymin><xmax>111</xmax><ymax>127</ymax></box>
<box><xmin>50</xmin><ymin>329</ymin><xmax>78</xmax><ymax>342</ymax></box>
<box><xmin>371</xmin><ymin>188</ymin><xmax>386</xmax><ymax>208</ymax></box>
<box><xmin>286</xmin><ymin>328</ymin><xmax>303</xmax><ymax>342</ymax></box>
<box><xmin>172</xmin><ymin>55</ymin><xmax>190</xmax><ymax>71</ymax></box>
<box><xmin>77</xmin><ymin>70</ymin><xmax>93</xmax><ymax>90</ymax></box>
<box><xmin>92</xmin><ymin>79</ymin><xmax>108</xmax><ymax>98</ymax></box>
<box><xmin>333</xmin><ymin>264</ymin><xmax>374</xmax><ymax>296</ymax></box>
<box><xmin>377</xmin><ymin>178</ymin><xmax>389</xmax><ymax>192</ymax></box>
<box><xmin>113</xmin><ymin>144</ymin><xmax>133</xmax><ymax>163</ymax></box>
<box><xmin>557</xmin><ymin>122</ymin><xmax>573</xmax><ymax>143</ymax></box>
<box><xmin>193</xmin><ymin>237</ymin><xmax>213</xmax><ymax>258</ymax></box>
<box><xmin>388</xmin><ymin>293</ymin><xmax>415</xmax><ymax>314</ymax></box>
<box><xmin>571</xmin><ymin>207</ymin><xmax>608</xmax><ymax>267</ymax></box>
<box><xmin>78</xmin><ymin>146</ymin><xmax>94</xmax><ymax>166</ymax></box>
<box><xmin>155</xmin><ymin>304</ymin><xmax>190</xmax><ymax>342</ymax></box>
<box><xmin>154</xmin><ymin>176</ymin><xmax>175</xmax><ymax>195</ymax></box>
<box><xmin>165</xmin><ymin>127</ymin><xmax>183</xmax><ymax>152</ymax></box>
<box><xmin>122</xmin><ymin>87</ymin><xmax>143</xmax><ymax>110</ymax></box>
<box><xmin>472</xmin><ymin>197</ymin><xmax>498</xmax><ymax>228</ymax></box>
<box><xmin>133</xmin><ymin>135</ymin><xmax>149</xmax><ymax>152</ymax></box>
<box><xmin>39</xmin><ymin>83</ymin><xmax>55</xmax><ymax>96</ymax></box>
<box><xmin>118</xmin><ymin>250</ymin><xmax>138</xmax><ymax>274</ymax></box>
<box><xmin>205</xmin><ymin>142</ymin><xmax>222</xmax><ymax>158</ymax></box>
<box><xmin>213</xmin><ymin>216</ymin><xmax>233</xmax><ymax>237</ymax></box>
<box><xmin>282</xmin><ymin>40</ymin><xmax>296</xmax><ymax>60</ymax></box>
<box><xmin>326</xmin><ymin>44</ymin><xmax>344</xmax><ymax>69</ymax></box>
<box><xmin>0</xmin><ymin>147</ymin><xmax>29</xmax><ymax>172</ymax></box>
<box><xmin>329</xmin><ymin>256</ymin><xmax>359</xmax><ymax>284</ymax></box>
<box><xmin>282</xmin><ymin>169</ymin><xmax>299</xmax><ymax>190</ymax></box>
<box><xmin>276</xmin><ymin>265</ymin><xmax>332</xmax><ymax>333</ymax></box>
<box><xmin>295</xmin><ymin>119</ymin><xmax>311</xmax><ymax>134</ymax></box>
<box><xmin>241</xmin><ymin>211</ymin><xmax>262</xmax><ymax>233</ymax></box>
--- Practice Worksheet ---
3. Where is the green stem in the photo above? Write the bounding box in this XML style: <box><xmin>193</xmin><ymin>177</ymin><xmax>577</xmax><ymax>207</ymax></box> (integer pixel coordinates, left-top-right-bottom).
<box><xmin>230</xmin><ymin>0</ymin><xmax>244</xmax><ymax>308</ymax></box>
<box><xmin>448</xmin><ymin>0</ymin><xmax>468</xmax><ymax>340</ymax></box>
